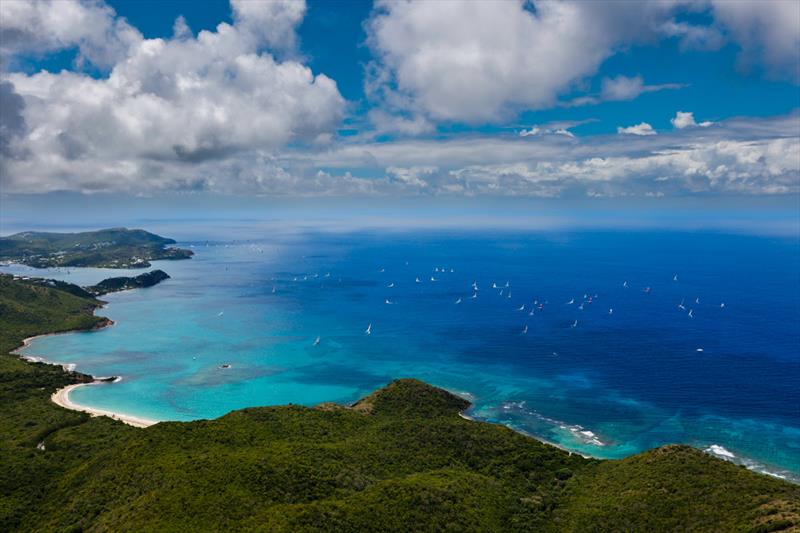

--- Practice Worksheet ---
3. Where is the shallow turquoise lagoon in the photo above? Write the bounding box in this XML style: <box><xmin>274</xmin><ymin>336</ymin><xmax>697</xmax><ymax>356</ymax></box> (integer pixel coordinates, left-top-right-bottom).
<box><xmin>8</xmin><ymin>230</ymin><xmax>800</xmax><ymax>482</ymax></box>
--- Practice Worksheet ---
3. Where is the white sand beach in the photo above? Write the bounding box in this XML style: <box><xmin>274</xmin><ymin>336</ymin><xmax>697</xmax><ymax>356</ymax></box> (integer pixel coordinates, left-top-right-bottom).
<box><xmin>51</xmin><ymin>383</ymin><xmax>157</xmax><ymax>428</ymax></box>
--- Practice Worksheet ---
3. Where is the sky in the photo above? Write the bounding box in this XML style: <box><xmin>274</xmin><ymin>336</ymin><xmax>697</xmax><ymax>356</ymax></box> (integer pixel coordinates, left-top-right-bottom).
<box><xmin>0</xmin><ymin>0</ymin><xmax>799</xmax><ymax>229</ymax></box>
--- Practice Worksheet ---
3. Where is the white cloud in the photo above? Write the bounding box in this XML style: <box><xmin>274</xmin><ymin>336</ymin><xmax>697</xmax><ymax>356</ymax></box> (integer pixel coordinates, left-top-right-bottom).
<box><xmin>671</xmin><ymin>111</ymin><xmax>713</xmax><ymax>129</ymax></box>
<box><xmin>386</xmin><ymin>166</ymin><xmax>437</xmax><ymax>188</ymax></box>
<box><xmin>365</xmin><ymin>0</ymin><xmax>689</xmax><ymax>123</ymax></box>
<box><xmin>0</xmin><ymin>0</ymin><xmax>142</xmax><ymax>69</ymax></box>
<box><xmin>366</xmin><ymin>0</ymin><xmax>799</xmax><ymax>127</ymax></box>
<box><xmin>617</xmin><ymin>123</ymin><xmax>657</xmax><ymax>136</ymax></box>
<box><xmin>367</xmin><ymin>109</ymin><xmax>434</xmax><ymax>137</ymax></box>
<box><xmin>519</xmin><ymin>120</ymin><xmax>590</xmax><ymax>138</ymax></box>
<box><xmin>1</xmin><ymin>0</ymin><xmax>797</xmax><ymax>199</ymax></box>
<box><xmin>288</xmin><ymin>113</ymin><xmax>799</xmax><ymax>197</ymax></box>
<box><xmin>601</xmin><ymin>75</ymin><xmax>685</xmax><ymax>102</ymax></box>
<box><xmin>710</xmin><ymin>0</ymin><xmax>800</xmax><ymax>83</ymax></box>
<box><xmin>519</xmin><ymin>126</ymin><xmax>575</xmax><ymax>139</ymax></box>
<box><xmin>567</xmin><ymin>75</ymin><xmax>686</xmax><ymax>107</ymax></box>
<box><xmin>230</xmin><ymin>0</ymin><xmax>306</xmax><ymax>53</ymax></box>
<box><xmin>1</xmin><ymin>0</ymin><xmax>345</xmax><ymax>194</ymax></box>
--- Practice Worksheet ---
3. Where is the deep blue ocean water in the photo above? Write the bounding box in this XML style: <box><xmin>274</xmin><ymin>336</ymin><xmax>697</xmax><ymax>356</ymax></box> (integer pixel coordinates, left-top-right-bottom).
<box><xmin>6</xmin><ymin>229</ymin><xmax>799</xmax><ymax>481</ymax></box>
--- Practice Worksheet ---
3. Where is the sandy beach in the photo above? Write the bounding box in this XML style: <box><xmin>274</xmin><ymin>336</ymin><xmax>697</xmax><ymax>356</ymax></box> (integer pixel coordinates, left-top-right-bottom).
<box><xmin>16</xmin><ymin>320</ymin><xmax>157</xmax><ymax>429</ymax></box>
<box><xmin>51</xmin><ymin>382</ymin><xmax>157</xmax><ymax>428</ymax></box>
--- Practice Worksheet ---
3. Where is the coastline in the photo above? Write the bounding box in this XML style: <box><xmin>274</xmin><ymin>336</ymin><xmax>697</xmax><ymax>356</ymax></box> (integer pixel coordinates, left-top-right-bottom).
<box><xmin>51</xmin><ymin>382</ymin><xmax>157</xmax><ymax>428</ymax></box>
<box><xmin>458</xmin><ymin>410</ymin><xmax>594</xmax><ymax>460</ymax></box>
<box><xmin>14</xmin><ymin>312</ymin><xmax>160</xmax><ymax>429</ymax></box>
<box><xmin>7</xmin><ymin>278</ymin><xmax>796</xmax><ymax>482</ymax></box>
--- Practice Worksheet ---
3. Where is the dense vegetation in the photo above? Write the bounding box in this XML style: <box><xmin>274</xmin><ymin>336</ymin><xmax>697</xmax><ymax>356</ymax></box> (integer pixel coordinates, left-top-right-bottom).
<box><xmin>0</xmin><ymin>228</ymin><xmax>192</xmax><ymax>268</ymax></box>
<box><xmin>85</xmin><ymin>269</ymin><xmax>170</xmax><ymax>295</ymax></box>
<box><xmin>1</xmin><ymin>275</ymin><xmax>797</xmax><ymax>532</ymax></box>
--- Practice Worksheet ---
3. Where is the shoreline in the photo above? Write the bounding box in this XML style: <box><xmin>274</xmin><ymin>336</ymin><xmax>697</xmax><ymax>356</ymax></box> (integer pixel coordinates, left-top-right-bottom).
<box><xmin>9</xmin><ymin>279</ymin><xmax>797</xmax><ymax>482</ymax></box>
<box><xmin>51</xmin><ymin>382</ymin><xmax>157</xmax><ymax>428</ymax></box>
<box><xmin>458</xmin><ymin>410</ymin><xmax>594</xmax><ymax>460</ymax></box>
<box><xmin>14</xmin><ymin>311</ymin><xmax>160</xmax><ymax>429</ymax></box>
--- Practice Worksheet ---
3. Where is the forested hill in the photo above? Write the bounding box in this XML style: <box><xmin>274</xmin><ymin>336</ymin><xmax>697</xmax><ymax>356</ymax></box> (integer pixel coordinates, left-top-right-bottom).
<box><xmin>0</xmin><ymin>228</ymin><xmax>192</xmax><ymax>268</ymax></box>
<box><xmin>1</xmin><ymin>275</ymin><xmax>797</xmax><ymax>532</ymax></box>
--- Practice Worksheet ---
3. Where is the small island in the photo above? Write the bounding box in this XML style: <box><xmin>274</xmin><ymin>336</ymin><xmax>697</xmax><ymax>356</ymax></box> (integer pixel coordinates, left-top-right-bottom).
<box><xmin>85</xmin><ymin>269</ymin><xmax>171</xmax><ymax>296</ymax></box>
<box><xmin>0</xmin><ymin>228</ymin><xmax>193</xmax><ymax>268</ymax></box>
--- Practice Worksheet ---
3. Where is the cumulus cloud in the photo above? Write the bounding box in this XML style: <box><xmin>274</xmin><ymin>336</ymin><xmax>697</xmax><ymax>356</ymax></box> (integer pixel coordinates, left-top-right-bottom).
<box><xmin>710</xmin><ymin>0</ymin><xmax>800</xmax><ymax>82</ymax></box>
<box><xmin>230</xmin><ymin>0</ymin><xmax>306</xmax><ymax>53</ymax></box>
<box><xmin>365</xmin><ymin>0</ymin><xmax>691</xmax><ymax>123</ymax></box>
<box><xmin>1</xmin><ymin>0</ymin><xmax>345</xmax><ymax>194</ymax></box>
<box><xmin>671</xmin><ymin>111</ymin><xmax>713</xmax><ymax>129</ymax></box>
<box><xmin>1</xmin><ymin>0</ymin><xmax>797</xmax><ymax>199</ymax></box>
<box><xmin>365</xmin><ymin>0</ymin><xmax>799</xmax><ymax>125</ymax></box>
<box><xmin>0</xmin><ymin>0</ymin><xmax>142</xmax><ymax>69</ymax></box>
<box><xmin>617</xmin><ymin>123</ymin><xmax>657</xmax><ymax>136</ymax></box>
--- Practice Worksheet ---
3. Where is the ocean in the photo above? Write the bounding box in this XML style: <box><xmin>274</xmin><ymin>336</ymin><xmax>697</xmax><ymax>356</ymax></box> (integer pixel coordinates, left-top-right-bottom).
<box><xmin>6</xmin><ymin>228</ymin><xmax>799</xmax><ymax>481</ymax></box>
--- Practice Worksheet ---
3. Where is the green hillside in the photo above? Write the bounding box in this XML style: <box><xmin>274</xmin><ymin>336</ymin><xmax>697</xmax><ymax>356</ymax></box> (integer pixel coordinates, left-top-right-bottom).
<box><xmin>0</xmin><ymin>228</ymin><xmax>192</xmax><ymax>268</ymax></box>
<box><xmin>1</xmin><ymin>276</ymin><xmax>797</xmax><ymax>532</ymax></box>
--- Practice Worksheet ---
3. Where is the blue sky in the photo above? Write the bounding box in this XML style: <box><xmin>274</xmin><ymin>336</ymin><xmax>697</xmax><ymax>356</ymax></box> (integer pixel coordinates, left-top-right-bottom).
<box><xmin>0</xmin><ymin>0</ymin><xmax>798</xmax><ymax>219</ymax></box>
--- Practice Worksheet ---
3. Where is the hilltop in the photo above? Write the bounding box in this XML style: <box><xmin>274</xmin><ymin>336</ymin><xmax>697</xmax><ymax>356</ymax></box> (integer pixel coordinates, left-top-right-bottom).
<box><xmin>0</xmin><ymin>276</ymin><xmax>797</xmax><ymax>532</ymax></box>
<box><xmin>0</xmin><ymin>228</ymin><xmax>192</xmax><ymax>268</ymax></box>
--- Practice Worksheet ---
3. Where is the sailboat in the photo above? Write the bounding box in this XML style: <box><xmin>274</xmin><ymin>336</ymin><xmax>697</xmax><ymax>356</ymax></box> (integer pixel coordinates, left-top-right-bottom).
<box><xmin>365</xmin><ymin>323</ymin><xmax>372</xmax><ymax>335</ymax></box>
<box><xmin>313</xmin><ymin>336</ymin><xmax>321</xmax><ymax>346</ymax></box>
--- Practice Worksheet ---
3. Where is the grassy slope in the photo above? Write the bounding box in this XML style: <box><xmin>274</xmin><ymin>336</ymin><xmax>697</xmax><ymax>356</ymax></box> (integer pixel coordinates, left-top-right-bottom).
<box><xmin>0</xmin><ymin>276</ymin><xmax>797</xmax><ymax>532</ymax></box>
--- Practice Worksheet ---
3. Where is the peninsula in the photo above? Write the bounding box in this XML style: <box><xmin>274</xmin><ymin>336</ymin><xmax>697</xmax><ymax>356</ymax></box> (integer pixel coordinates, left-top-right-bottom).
<box><xmin>0</xmin><ymin>228</ymin><xmax>192</xmax><ymax>268</ymax></box>
<box><xmin>0</xmin><ymin>273</ymin><xmax>797</xmax><ymax>532</ymax></box>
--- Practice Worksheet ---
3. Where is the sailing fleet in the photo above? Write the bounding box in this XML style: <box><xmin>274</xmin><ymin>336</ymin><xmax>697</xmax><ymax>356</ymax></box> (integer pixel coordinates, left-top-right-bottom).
<box><xmin>217</xmin><ymin>259</ymin><xmax>724</xmax><ymax>350</ymax></box>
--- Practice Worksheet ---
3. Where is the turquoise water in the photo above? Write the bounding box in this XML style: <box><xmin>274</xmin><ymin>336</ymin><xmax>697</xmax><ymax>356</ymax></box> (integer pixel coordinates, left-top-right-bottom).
<box><xmin>7</xmin><ymin>229</ymin><xmax>800</xmax><ymax>482</ymax></box>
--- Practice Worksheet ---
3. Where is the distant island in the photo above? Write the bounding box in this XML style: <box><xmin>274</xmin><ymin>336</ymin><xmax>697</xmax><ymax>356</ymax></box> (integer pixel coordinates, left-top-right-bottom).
<box><xmin>0</xmin><ymin>271</ymin><xmax>797</xmax><ymax>532</ymax></box>
<box><xmin>0</xmin><ymin>228</ymin><xmax>192</xmax><ymax>268</ymax></box>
